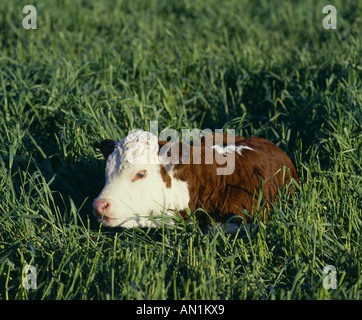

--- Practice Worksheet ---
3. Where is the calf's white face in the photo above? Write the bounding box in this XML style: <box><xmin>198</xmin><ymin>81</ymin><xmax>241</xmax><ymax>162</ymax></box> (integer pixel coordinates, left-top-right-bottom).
<box><xmin>93</xmin><ymin>131</ymin><xmax>190</xmax><ymax>228</ymax></box>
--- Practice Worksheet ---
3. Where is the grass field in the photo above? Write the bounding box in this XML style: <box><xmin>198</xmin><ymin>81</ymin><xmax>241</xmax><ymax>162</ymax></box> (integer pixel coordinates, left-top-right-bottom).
<box><xmin>0</xmin><ymin>0</ymin><xmax>361</xmax><ymax>300</ymax></box>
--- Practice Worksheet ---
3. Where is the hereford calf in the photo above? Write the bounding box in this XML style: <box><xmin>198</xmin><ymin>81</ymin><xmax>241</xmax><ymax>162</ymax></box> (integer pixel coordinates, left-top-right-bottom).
<box><xmin>92</xmin><ymin>130</ymin><xmax>298</xmax><ymax>229</ymax></box>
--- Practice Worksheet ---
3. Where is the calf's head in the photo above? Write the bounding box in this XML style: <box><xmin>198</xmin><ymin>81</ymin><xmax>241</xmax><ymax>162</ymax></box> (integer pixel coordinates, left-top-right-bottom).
<box><xmin>93</xmin><ymin>130</ymin><xmax>190</xmax><ymax>228</ymax></box>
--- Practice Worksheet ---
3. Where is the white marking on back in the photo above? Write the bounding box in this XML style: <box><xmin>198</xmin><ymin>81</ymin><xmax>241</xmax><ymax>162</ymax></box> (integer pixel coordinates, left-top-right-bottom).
<box><xmin>211</xmin><ymin>144</ymin><xmax>253</xmax><ymax>155</ymax></box>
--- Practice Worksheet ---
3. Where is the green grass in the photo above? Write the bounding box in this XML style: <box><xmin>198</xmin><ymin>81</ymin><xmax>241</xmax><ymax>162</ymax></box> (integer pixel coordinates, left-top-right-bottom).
<box><xmin>0</xmin><ymin>0</ymin><xmax>361</xmax><ymax>300</ymax></box>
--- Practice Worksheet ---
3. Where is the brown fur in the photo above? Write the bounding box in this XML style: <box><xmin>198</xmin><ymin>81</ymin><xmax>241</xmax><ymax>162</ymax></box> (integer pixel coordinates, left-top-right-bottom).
<box><xmin>160</xmin><ymin>164</ymin><xmax>172</xmax><ymax>188</ymax></box>
<box><xmin>159</xmin><ymin>133</ymin><xmax>299</xmax><ymax>224</ymax></box>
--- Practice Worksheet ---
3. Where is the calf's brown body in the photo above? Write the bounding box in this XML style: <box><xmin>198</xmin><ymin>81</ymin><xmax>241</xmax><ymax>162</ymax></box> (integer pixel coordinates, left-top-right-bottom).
<box><xmin>163</xmin><ymin>134</ymin><xmax>299</xmax><ymax>224</ymax></box>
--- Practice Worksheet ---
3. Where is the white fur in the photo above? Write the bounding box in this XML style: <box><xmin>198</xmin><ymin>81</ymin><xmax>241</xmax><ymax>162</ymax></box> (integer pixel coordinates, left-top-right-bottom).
<box><xmin>211</xmin><ymin>144</ymin><xmax>253</xmax><ymax>155</ymax></box>
<box><xmin>95</xmin><ymin>130</ymin><xmax>190</xmax><ymax>228</ymax></box>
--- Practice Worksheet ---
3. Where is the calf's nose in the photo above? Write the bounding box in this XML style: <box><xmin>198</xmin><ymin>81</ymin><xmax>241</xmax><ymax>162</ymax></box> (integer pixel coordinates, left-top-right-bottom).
<box><xmin>92</xmin><ymin>199</ymin><xmax>110</xmax><ymax>216</ymax></box>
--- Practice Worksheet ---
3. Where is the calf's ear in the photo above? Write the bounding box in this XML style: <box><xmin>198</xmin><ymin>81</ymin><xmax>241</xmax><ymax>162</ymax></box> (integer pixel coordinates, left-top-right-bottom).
<box><xmin>97</xmin><ymin>139</ymin><xmax>116</xmax><ymax>160</ymax></box>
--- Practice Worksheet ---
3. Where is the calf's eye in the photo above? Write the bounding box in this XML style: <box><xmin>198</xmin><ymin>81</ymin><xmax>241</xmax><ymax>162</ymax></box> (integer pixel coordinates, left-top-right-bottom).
<box><xmin>132</xmin><ymin>170</ymin><xmax>147</xmax><ymax>182</ymax></box>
